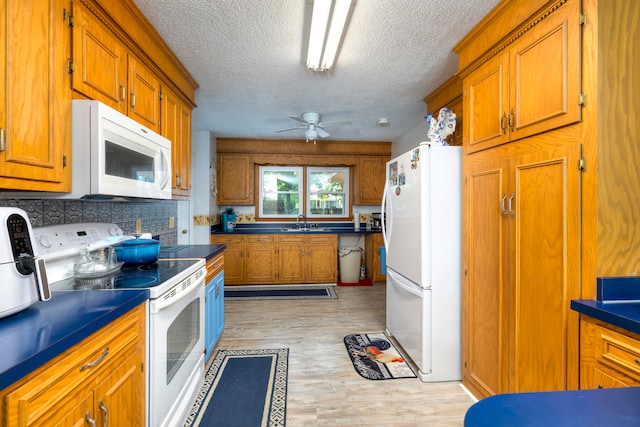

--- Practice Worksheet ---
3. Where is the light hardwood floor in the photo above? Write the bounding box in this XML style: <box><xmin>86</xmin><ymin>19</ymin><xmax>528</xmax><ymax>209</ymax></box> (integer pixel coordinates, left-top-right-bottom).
<box><xmin>211</xmin><ymin>282</ymin><xmax>476</xmax><ymax>426</ymax></box>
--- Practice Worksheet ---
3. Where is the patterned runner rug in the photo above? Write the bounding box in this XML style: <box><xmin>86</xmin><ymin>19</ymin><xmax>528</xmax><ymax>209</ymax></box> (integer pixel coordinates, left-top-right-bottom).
<box><xmin>184</xmin><ymin>349</ymin><xmax>288</xmax><ymax>427</ymax></box>
<box><xmin>344</xmin><ymin>333</ymin><xmax>416</xmax><ymax>380</ymax></box>
<box><xmin>225</xmin><ymin>285</ymin><xmax>337</xmax><ymax>300</ymax></box>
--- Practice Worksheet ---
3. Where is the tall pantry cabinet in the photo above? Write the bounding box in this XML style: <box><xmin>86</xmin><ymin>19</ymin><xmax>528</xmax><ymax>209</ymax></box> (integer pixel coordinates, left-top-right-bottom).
<box><xmin>456</xmin><ymin>0</ymin><xmax>583</xmax><ymax>398</ymax></box>
<box><xmin>458</xmin><ymin>0</ymin><xmax>640</xmax><ymax>398</ymax></box>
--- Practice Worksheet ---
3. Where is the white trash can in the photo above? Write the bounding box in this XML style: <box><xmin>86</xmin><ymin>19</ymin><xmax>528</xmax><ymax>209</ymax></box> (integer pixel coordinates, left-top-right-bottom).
<box><xmin>338</xmin><ymin>246</ymin><xmax>362</xmax><ymax>283</ymax></box>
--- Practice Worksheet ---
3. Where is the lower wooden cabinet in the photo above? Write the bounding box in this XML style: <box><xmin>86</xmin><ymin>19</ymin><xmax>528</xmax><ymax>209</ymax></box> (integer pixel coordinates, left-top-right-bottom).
<box><xmin>364</xmin><ymin>233</ymin><xmax>386</xmax><ymax>282</ymax></box>
<box><xmin>580</xmin><ymin>316</ymin><xmax>640</xmax><ymax>389</ymax></box>
<box><xmin>0</xmin><ymin>304</ymin><xmax>146</xmax><ymax>426</ymax></box>
<box><xmin>212</xmin><ymin>233</ymin><xmax>337</xmax><ymax>284</ymax></box>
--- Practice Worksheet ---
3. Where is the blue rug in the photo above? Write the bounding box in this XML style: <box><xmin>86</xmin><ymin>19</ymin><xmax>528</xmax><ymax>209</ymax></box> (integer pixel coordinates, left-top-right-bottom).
<box><xmin>184</xmin><ymin>349</ymin><xmax>288</xmax><ymax>427</ymax></box>
<box><xmin>225</xmin><ymin>285</ymin><xmax>337</xmax><ymax>300</ymax></box>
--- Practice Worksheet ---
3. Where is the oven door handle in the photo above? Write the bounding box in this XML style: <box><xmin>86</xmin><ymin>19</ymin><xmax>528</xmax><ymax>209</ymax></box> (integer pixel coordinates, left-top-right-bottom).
<box><xmin>151</xmin><ymin>269</ymin><xmax>206</xmax><ymax>313</ymax></box>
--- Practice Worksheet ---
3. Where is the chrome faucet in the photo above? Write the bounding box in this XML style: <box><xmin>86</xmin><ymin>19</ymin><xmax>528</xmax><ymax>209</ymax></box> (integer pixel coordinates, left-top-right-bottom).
<box><xmin>296</xmin><ymin>214</ymin><xmax>307</xmax><ymax>229</ymax></box>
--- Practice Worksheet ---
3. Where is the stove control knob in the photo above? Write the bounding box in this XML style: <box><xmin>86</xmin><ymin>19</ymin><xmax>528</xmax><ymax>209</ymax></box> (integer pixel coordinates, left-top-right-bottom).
<box><xmin>38</xmin><ymin>235</ymin><xmax>52</xmax><ymax>249</ymax></box>
<box><xmin>108</xmin><ymin>226</ymin><xmax>123</xmax><ymax>237</ymax></box>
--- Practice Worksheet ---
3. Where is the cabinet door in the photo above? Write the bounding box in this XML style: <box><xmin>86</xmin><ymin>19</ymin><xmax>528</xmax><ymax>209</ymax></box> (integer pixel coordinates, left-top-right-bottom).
<box><xmin>508</xmin><ymin>0</ymin><xmax>581</xmax><ymax>141</ymax></box>
<box><xmin>217</xmin><ymin>154</ymin><xmax>254</xmax><ymax>205</ymax></box>
<box><xmin>306</xmin><ymin>235</ymin><xmax>337</xmax><ymax>283</ymax></box>
<box><xmin>245</xmin><ymin>236</ymin><xmax>277</xmax><ymax>284</ymax></box>
<box><xmin>509</xmin><ymin>143</ymin><xmax>581</xmax><ymax>392</ymax></box>
<box><xmin>462</xmin><ymin>158</ymin><xmax>510</xmax><ymax>398</ymax></box>
<box><xmin>0</xmin><ymin>0</ymin><xmax>72</xmax><ymax>191</ymax></box>
<box><xmin>212</xmin><ymin>235</ymin><xmax>244</xmax><ymax>284</ymax></box>
<box><xmin>71</xmin><ymin>1</ymin><xmax>127</xmax><ymax>114</ymax></box>
<box><xmin>355</xmin><ymin>156</ymin><xmax>387</xmax><ymax>205</ymax></box>
<box><xmin>278</xmin><ymin>236</ymin><xmax>306</xmax><ymax>283</ymax></box>
<box><xmin>161</xmin><ymin>86</ymin><xmax>192</xmax><ymax>198</ymax></box>
<box><xmin>128</xmin><ymin>55</ymin><xmax>161</xmax><ymax>132</ymax></box>
<box><xmin>464</xmin><ymin>54</ymin><xmax>509</xmax><ymax>153</ymax></box>
<box><xmin>94</xmin><ymin>349</ymin><xmax>145</xmax><ymax>427</ymax></box>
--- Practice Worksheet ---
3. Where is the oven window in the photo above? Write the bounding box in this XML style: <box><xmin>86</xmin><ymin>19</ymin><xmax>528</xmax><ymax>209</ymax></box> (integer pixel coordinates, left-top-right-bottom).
<box><xmin>166</xmin><ymin>298</ymin><xmax>200</xmax><ymax>384</ymax></box>
<box><xmin>105</xmin><ymin>140</ymin><xmax>156</xmax><ymax>183</ymax></box>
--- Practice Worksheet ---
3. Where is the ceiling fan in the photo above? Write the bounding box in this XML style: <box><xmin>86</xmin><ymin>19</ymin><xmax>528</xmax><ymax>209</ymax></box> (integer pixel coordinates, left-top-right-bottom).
<box><xmin>275</xmin><ymin>112</ymin><xmax>351</xmax><ymax>144</ymax></box>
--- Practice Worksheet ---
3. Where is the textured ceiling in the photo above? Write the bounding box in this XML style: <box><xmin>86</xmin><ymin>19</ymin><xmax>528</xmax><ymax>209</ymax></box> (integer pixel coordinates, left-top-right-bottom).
<box><xmin>132</xmin><ymin>0</ymin><xmax>499</xmax><ymax>142</ymax></box>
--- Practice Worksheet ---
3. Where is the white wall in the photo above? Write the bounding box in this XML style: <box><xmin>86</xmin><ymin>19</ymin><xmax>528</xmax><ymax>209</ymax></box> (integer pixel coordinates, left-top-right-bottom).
<box><xmin>189</xmin><ymin>131</ymin><xmax>216</xmax><ymax>244</ymax></box>
<box><xmin>392</xmin><ymin>119</ymin><xmax>430</xmax><ymax>158</ymax></box>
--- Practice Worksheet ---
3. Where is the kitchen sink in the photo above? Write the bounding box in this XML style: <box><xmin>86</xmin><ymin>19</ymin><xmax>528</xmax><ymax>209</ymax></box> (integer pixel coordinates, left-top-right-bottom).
<box><xmin>281</xmin><ymin>226</ymin><xmax>331</xmax><ymax>232</ymax></box>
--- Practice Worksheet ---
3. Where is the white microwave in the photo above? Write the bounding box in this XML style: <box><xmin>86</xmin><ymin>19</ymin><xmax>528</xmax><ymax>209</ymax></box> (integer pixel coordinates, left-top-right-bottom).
<box><xmin>7</xmin><ymin>100</ymin><xmax>172</xmax><ymax>200</ymax></box>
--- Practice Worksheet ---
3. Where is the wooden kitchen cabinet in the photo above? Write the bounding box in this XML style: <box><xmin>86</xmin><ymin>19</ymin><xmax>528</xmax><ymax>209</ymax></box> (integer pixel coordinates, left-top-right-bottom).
<box><xmin>0</xmin><ymin>0</ymin><xmax>72</xmax><ymax>192</ymax></box>
<box><xmin>354</xmin><ymin>156</ymin><xmax>388</xmax><ymax>205</ymax></box>
<box><xmin>71</xmin><ymin>2</ymin><xmax>162</xmax><ymax>134</ymax></box>
<box><xmin>462</xmin><ymin>0</ymin><xmax>581</xmax><ymax>153</ymax></box>
<box><xmin>580</xmin><ymin>316</ymin><xmax>640</xmax><ymax>389</ymax></box>
<box><xmin>217</xmin><ymin>154</ymin><xmax>254</xmax><ymax>205</ymax></box>
<box><xmin>0</xmin><ymin>304</ymin><xmax>146</xmax><ymax>426</ymax></box>
<box><xmin>278</xmin><ymin>234</ymin><xmax>337</xmax><ymax>283</ymax></box>
<box><xmin>161</xmin><ymin>84</ymin><xmax>192</xmax><ymax>198</ymax></box>
<box><xmin>365</xmin><ymin>233</ymin><xmax>386</xmax><ymax>282</ymax></box>
<box><xmin>211</xmin><ymin>234</ymin><xmax>277</xmax><ymax>284</ymax></box>
<box><xmin>245</xmin><ymin>235</ymin><xmax>278</xmax><ymax>284</ymax></box>
<box><xmin>463</xmin><ymin>143</ymin><xmax>581</xmax><ymax>397</ymax></box>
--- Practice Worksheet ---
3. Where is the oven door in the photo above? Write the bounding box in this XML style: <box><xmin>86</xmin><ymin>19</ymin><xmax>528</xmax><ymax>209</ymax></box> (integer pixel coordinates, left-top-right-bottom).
<box><xmin>148</xmin><ymin>274</ymin><xmax>205</xmax><ymax>427</ymax></box>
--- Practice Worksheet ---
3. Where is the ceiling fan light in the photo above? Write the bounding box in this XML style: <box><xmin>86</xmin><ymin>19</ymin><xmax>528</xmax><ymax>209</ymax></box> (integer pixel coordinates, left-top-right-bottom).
<box><xmin>306</xmin><ymin>128</ymin><xmax>318</xmax><ymax>142</ymax></box>
<box><xmin>306</xmin><ymin>0</ymin><xmax>353</xmax><ymax>71</ymax></box>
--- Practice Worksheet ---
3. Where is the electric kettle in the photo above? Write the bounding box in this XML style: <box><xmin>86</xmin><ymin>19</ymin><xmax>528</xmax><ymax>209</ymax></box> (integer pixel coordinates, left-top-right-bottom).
<box><xmin>0</xmin><ymin>208</ymin><xmax>51</xmax><ymax>319</ymax></box>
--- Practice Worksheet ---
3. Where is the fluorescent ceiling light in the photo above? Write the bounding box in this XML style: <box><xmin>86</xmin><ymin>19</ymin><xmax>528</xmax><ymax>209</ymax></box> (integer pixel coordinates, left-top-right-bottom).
<box><xmin>306</xmin><ymin>0</ymin><xmax>353</xmax><ymax>71</ymax></box>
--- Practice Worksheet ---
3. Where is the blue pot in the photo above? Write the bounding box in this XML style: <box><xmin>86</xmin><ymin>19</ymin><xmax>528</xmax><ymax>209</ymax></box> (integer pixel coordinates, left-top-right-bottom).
<box><xmin>112</xmin><ymin>239</ymin><xmax>160</xmax><ymax>265</ymax></box>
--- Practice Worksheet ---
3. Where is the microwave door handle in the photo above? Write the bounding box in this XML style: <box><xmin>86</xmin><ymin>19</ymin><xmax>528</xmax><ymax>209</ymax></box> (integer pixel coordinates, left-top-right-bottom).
<box><xmin>160</xmin><ymin>149</ymin><xmax>171</xmax><ymax>190</ymax></box>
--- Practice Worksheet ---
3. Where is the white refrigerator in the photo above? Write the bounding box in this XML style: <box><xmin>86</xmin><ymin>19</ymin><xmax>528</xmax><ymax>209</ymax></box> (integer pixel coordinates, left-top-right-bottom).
<box><xmin>382</xmin><ymin>143</ymin><xmax>462</xmax><ymax>382</ymax></box>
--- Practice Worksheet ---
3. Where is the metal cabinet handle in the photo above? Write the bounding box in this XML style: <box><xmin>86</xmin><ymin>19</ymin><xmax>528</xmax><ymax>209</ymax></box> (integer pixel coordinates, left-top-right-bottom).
<box><xmin>508</xmin><ymin>193</ymin><xmax>515</xmax><ymax>217</ymax></box>
<box><xmin>119</xmin><ymin>83</ymin><xmax>125</xmax><ymax>105</ymax></box>
<box><xmin>509</xmin><ymin>108</ymin><xmax>515</xmax><ymax>132</ymax></box>
<box><xmin>80</xmin><ymin>347</ymin><xmax>109</xmax><ymax>371</ymax></box>
<box><xmin>86</xmin><ymin>413</ymin><xmax>97</xmax><ymax>426</ymax></box>
<box><xmin>213</xmin><ymin>263</ymin><xmax>222</xmax><ymax>270</ymax></box>
<box><xmin>99</xmin><ymin>400</ymin><xmax>109</xmax><ymax>427</ymax></box>
<box><xmin>130</xmin><ymin>92</ymin><xmax>136</xmax><ymax>110</ymax></box>
<box><xmin>308</xmin><ymin>248</ymin><xmax>311</xmax><ymax>256</ymax></box>
<box><xmin>0</xmin><ymin>128</ymin><xmax>5</xmax><ymax>152</ymax></box>
<box><xmin>215</xmin><ymin>283</ymin><xmax>220</xmax><ymax>297</ymax></box>
<box><xmin>501</xmin><ymin>194</ymin><xmax>507</xmax><ymax>217</ymax></box>
<box><xmin>176</xmin><ymin>174</ymin><xmax>181</xmax><ymax>187</ymax></box>
<box><xmin>500</xmin><ymin>113</ymin><xmax>507</xmax><ymax>134</ymax></box>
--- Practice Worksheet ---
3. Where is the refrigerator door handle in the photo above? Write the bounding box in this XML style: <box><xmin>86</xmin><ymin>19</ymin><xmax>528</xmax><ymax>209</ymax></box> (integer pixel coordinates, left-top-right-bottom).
<box><xmin>381</xmin><ymin>175</ymin><xmax>391</xmax><ymax>250</ymax></box>
<box><xmin>387</xmin><ymin>269</ymin><xmax>423</xmax><ymax>297</ymax></box>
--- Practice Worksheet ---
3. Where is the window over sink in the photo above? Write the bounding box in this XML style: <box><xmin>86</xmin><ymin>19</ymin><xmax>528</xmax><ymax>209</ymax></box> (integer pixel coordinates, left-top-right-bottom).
<box><xmin>258</xmin><ymin>166</ymin><xmax>349</xmax><ymax>219</ymax></box>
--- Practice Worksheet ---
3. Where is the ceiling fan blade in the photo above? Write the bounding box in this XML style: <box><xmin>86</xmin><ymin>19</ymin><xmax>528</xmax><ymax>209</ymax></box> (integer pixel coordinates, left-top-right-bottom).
<box><xmin>317</xmin><ymin>127</ymin><xmax>330</xmax><ymax>138</ymax></box>
<box><xmin>275</xmin><ymin>126</ymin><xmax>306</xmax><ymax>133</ymax></box>
<box><xmin>288</xmin><ymin>115</ymin><xmax>309</xmax><ymax>124</ymax></box>
<box><xmin>318</xmin><ymin>120</ymin><xmax>352</xmax><ymax>127</ymax></box>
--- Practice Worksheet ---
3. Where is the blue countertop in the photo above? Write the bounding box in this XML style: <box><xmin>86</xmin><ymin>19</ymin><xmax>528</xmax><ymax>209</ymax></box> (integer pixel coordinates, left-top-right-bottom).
<box><xmin>160</xmin><ymin>244</ymin><xmax>226</xmax><ymax>260</ymax></box>
<box><xmin>211</xmin><ymin>222</ymin><xmax>382</xmax><ymax>235</ymax></box>
<box><xmin>0</xmin><ymin>289</ymin><xmax>149</xmax><ymax>390</ymax></box>
<box><xmin>464</xmin><ymin>387</ymin><xmax>640</xmax><ymax>426</ymax></box>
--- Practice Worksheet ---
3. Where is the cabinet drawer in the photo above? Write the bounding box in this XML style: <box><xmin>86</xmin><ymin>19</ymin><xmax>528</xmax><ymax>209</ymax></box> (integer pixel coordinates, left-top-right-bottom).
<box><xmin>212</xmin><ymin>235</ymin><xmax>244</xmax><ymax>245</ymax></box>
<box><xmin>246</xmin><ymin>235</ymin><xmax>276</xmax><ymax>244</ymax></box>
<box><xmin>593</xmin><ymin>323</ymin><xmax>640</xmax><ymax>381</ymax></box>
<box><xmin>306</xmin><ymin>234</ymin><xmax>337</xmax><ymax>245</ymax></box>
<box><xmin>278</xmin><ymin>235</ymin><xmax>306</xmax><ymax>245</ymax></box>
<box><xmin>206</xmin><ymin>254</ymin><xmax>224</xmax><ymax>282</ymax></box>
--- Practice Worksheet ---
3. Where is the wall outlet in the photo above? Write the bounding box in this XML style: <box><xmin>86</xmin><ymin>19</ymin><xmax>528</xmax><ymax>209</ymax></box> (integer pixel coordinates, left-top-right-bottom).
<box><xmin>135</xmin><ymin>219</ymin><xmax>142</xmax><ymax>234</ymax></box>
<box><xmin>168</xmin><ymin>216</ymin><xmax>175</xmax><ymax>229</ymax></box>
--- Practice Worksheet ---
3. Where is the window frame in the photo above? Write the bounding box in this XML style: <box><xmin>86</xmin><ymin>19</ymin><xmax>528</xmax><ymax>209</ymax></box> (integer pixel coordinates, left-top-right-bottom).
<box><xmin>306</xmin><ymin>167</ymin><xmax>350</xmax><ymax>219</ymax></box>
<box><xmin>258</xmin><ymin>166</ymin><xmax>304</xmax><ymax>218</ymax></box>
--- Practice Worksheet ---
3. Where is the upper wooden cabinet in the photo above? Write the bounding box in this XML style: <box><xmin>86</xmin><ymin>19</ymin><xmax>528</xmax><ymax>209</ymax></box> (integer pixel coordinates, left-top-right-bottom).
<box><xmin>354</xmin><ymin>156</ymin><xmax>387</xmax><ymax>205</ymax></box>
<box><xmin>0</xmin><ymin>0</ymin><xmax>72</xmax><ymax>191</ymax></box>
<box><xmin>424</xmin><ymin>75</ymin><xmax>463</xmax><ymax>147</ymax></box>
<box><xmin>72</xmin><ymin>2</ymin><xmax>161</xmax><ymax>133</ymax></box>
<box><xmin>461</xmin><ymin>0</ymin><xmax>581</xmax><ymax>153</ymax></box>
<box><xmin>161</xmin><ymin>85</ymin><xmax>191</xmax><ymax>198</ymax></box>
<box><xmin>217</xmin><ymin>154</ymin><xmax>254</xmax><ymax>205</ymax></box>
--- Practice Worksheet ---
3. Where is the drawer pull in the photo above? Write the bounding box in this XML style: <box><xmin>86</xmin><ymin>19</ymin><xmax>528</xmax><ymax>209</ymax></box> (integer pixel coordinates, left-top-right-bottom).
<box><xmin>80</xmin><ymin>347</ymin><xmax>109</xmax><ymax>371</ymax></box>
<box><xmin>86</xmin><ymin>413</ymin><xmax>97</xmax><ymax>426</ymax></box>
<box><xmin>213</xmin><ymin>263</ymin><xmax>223</xmax><ymax>270</ymax></box>
<box><xmin>636</xmin><ymin>359</ymin><xmax>640</xmax><ymax>365</ymax></box>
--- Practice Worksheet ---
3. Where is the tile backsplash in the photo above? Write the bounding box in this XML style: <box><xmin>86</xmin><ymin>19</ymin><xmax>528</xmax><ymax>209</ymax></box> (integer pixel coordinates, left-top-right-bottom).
<box><xmin>0</xmin><ymin>198</ymin><xmax>178</xmax><ymax>244</ymax></box>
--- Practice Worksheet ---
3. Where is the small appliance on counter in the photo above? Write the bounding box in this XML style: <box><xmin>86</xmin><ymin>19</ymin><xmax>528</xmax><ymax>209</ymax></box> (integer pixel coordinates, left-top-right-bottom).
<box><xmin>371</xmin><ymin>212</ymin><xmax>384</xmax><ymax>232</ymax></box>
<box><xmin>221</xmin><ymin>207</ymin><xmax>237</xmax><ymax>232</ymax></box>
<box><xmin>0</xmin><ymin>208</ymin><xmax>51</xmax><ymax>319</ymax></box>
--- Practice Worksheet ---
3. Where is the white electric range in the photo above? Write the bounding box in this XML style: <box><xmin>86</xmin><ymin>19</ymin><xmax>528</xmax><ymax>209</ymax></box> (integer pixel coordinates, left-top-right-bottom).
<box><xmin>34</xmin><ymin>222</ymin><xmax>206</xmax><ymax>427</ymax></box>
